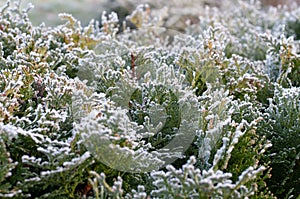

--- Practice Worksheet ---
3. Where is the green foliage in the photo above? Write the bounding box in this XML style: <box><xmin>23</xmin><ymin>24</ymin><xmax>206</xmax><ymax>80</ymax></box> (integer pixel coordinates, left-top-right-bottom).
<box><xmin>0</xmin><ymin>0</ymin><xmax>300</xmax><ymax>198</ymax></box>
<box><xmin>0</xmin><ymin>135</ymin><xmax>19</xmax><ymax>197</ymax></box>
<box><xmin>150</xmin><ymin>156</ymin><xmax>266</xmax><ymax>199</ymax></box>
<box><xmin>260</xmin><ymin>85</ymin><xmax>300</xmax><ymax>198</ymax></box>
<box><xmin>129</xmin><ymin>85</ymin><xmax>181</xmax><ymax>148</ymax></box>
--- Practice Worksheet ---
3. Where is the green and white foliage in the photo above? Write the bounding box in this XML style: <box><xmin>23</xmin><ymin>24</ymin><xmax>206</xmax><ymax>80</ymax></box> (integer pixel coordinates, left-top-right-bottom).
<box><xmin>260</xmin><ymin>85</ymin><xmax>300</xmax><ymax>198</ymax></box>
<box><xmin>150</xmin><ymin>156</ymin><xmax>265</xmax><ymax>199</ymax></box>
<box><xmin>0</xmin><ymin>0</ymin><xmax>300</xmax><ymax>198</ymax></box>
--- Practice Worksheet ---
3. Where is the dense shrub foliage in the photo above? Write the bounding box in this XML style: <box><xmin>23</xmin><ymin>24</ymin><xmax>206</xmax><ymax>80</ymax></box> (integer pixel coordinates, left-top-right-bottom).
<box><xmin>0</xmin><ymin>0</ymin><xmax>299</xmax><ymax>198</ymax></box>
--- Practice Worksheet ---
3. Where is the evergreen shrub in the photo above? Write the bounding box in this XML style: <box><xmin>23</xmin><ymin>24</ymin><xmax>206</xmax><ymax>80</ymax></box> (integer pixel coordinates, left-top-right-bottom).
<box><xmin>0</xmin><ymin>0</ymin><xmax>299</xmax><ymax>198</ymax></box>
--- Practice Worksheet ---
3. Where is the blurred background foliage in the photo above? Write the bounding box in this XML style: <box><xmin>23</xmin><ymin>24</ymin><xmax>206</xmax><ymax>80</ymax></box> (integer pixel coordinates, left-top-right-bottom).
<box><xmin>0</xmin><ymin>0</ymin><xmax>299</xmax><ymax>27</ymax></box>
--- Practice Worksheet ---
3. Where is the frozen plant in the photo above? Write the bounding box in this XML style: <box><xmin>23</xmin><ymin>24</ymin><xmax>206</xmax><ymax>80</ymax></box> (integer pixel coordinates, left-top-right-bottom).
<box><xmin>260</xmin><ymin>85</ymin><xmax>300</xmax><ymax>198</ymax></box>
<box><xmin>0</xmin><ymin>0</ymin><xmax>300</xmax><ymax>198</ymax></box>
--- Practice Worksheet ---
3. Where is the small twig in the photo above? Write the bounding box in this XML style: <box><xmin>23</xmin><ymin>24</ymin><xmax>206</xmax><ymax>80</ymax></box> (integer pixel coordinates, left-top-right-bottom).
<box><xmin>131</xmin><ymin>52</ymin><xmax>136</xmax><ymax>78</ymax></box>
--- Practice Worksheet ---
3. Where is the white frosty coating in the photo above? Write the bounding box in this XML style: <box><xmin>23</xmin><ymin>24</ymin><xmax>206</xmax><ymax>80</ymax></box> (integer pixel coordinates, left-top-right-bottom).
<box><xmin>72</xmin><ymin>22</ymin><xmax>206</xmax><ymax>172</ymax></box>
<box><xmin>0</xmin><ymin>123</ymin><xmax>19</xmax><ymax>140</ymax></box>
<box><xmin>40</xmin><ymin>167</ymin><xmax>65</xmax><ymax>176</ymax></box>
<box><xmin>62</xmin><ymin>151</ymin><xmax>91</xmax><ymax>167</ymax></box>
<box><xmin>150</xmin><ymin>154</ymin><xmax>265</xmax><ymax>198</ymax></box>
<box><xmin>1</xmin><ymin>0</ymin><xmax>298</xmax><ymax>197</ymax></box>
<box><xmin>212</xmin><ymin>137</ymin><xmax>229</xmax><ymax>167</ymax></box>
<box><xmin>39</xmin><ymin>152</ymin><xmax>90</xmax><ymax>177</ymax></box>
<box><xmin>24</xmin><ymin>177</ymin><xmax>41</xmax><ymax>182</ymax></box>
<box><xmin>0</xmin><ymin>190</ymin><xmax>23</xmax><ymax>198</ymax></box>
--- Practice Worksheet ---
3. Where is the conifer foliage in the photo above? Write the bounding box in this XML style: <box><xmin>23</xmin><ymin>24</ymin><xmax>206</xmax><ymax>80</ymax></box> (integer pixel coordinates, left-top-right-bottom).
<box><xmin>0</xmin><ymin>0</ymin><xmax>299</xmax><ymax>198</ymax></box>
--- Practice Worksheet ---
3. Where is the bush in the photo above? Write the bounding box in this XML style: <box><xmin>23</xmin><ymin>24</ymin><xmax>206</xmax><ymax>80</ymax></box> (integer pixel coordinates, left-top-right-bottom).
<box><xmin>0</xmin><ymin>0</ymin><xmax>299</xmax><ymax>198</ymax></box>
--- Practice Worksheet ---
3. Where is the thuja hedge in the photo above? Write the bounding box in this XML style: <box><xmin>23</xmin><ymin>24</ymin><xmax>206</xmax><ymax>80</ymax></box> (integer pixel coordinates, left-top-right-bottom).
<box><xmin>0</xmin><ymin>0</ymin><xmax>299</xmax><ymax>198</ymax></box>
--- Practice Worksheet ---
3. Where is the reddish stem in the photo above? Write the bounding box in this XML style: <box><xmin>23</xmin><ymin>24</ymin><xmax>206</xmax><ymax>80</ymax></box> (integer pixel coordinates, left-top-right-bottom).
<box><xmin>131</xmin><ymin>52</ymin><xmax>135</xmax><ymax>78</ymax></box>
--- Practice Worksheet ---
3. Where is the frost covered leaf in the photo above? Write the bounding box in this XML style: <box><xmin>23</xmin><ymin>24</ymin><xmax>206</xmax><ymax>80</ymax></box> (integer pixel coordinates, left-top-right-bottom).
<box><xmin>261</xmin><ymin>85</ymin><xmax>300</xmax><ymax>198</ymax></box>
<box><xmin>150</xmin><ymin>156</ymin><xmax>265</xmax><ymax>199</ymax></box>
